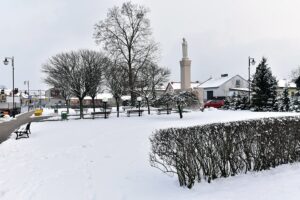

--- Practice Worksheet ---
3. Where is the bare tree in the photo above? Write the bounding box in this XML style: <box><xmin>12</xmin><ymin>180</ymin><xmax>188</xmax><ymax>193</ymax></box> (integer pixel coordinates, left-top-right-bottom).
<box><xmin>94</xmin><ymin>1</ymin><xmax>159</xmax><ymax>105</ymax></box>
<box><xmin>42</xmin><ymin>50</ymin><xmax>94</xmax><ymax>119</ymax></box>
<box><xmin>290</xmin><ymin>66</ymin><xmax>300</xmax><ymax>81</ymax></box>
<box><xmin>81</xmin><ymin>50</ymin><xmax>107</xmax><ymax>112</ymax></box>
<box><xmin>105</xmin><ymin>59</ymin><xmax>128</xmax><ymax>117</ymax></box>
<box><xmin>43</xmin><ymin>54</ymin><xmax>72</xmax><ymax>113</ymax></box>
<box><xmin>136</xmin><ymin>62</ymin><xmax>170</xmax><ymax>114</ymax></box>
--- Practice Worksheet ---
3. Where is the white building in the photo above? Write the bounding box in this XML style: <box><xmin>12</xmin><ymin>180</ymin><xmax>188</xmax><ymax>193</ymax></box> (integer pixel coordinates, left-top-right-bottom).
<box><xmin>277</xmin><ymin>79</ymin><xmax>297</xmax><ymax>97</ymax></box>
<box><xmin>198</xmin><ymin>74</ymin><xmax>249</xmax><ymax>101</ymax></box>
<box><xmin>165</xmin><ymin>81</ymin><xmax>201</xmax><ymax>93</ymax></box>
<box><xmin>164</xmin><ymin>39</ymin><xmax>249</xmax><ymax>102</ymax></box>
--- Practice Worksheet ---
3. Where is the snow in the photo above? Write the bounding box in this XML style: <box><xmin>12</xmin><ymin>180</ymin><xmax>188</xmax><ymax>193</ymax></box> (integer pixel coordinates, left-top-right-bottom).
<box><xmin>0</xmin><ymin>110</ymin><xmax>300</xmax><ymax>199</ymax></box>
<box><xmin>0</xmin><ymin>114</ymin><xmax>13</xmax><ymax>123</ymax></box>
<box><xmin>70</xmin><ymin>93</ymin><xmax>114</xmax><ymax>100</ymax></box>
<box><xmin>167</xmin><ymin>82</ymin><xmax>201</xmax><ymax>90</ymax></box>
<box><xmin>278</xmin><ymin>79</ymin><xmax>296</xmax><ymax>88</ymax></box>
<box><xmin>199</xmin><ymin>75</ymin><xmax>234</xmax><ymax>88</ymax></box>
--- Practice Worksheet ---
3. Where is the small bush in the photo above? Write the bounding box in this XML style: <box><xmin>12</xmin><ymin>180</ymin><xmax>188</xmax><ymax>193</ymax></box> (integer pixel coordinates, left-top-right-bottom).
<box><xmin>150</xmin><ymin>116</ymin><xmax>300</xmax><ymax>189</ymax></box>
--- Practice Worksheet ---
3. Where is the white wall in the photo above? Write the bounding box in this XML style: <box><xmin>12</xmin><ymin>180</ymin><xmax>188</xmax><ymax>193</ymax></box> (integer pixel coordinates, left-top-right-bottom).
<box><xmin>202</xmin><ymin>76</ymin><xmax>248</xmax><ymax>100</ymax></box>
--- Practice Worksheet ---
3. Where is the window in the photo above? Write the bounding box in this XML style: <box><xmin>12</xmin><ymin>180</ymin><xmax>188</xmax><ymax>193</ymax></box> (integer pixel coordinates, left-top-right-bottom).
<box><xmin>236</xmin><ymin>80</ymin><xmax>241</xmax><ymax>88</ymax></box>
<box><xmin>207</xmin><ymin>91</ymin><xmax>214</xmax><ymax>100</ymax></box>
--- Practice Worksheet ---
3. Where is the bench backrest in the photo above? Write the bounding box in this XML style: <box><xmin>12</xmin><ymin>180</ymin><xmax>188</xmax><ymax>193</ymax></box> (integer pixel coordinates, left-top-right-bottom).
<box><xmin>25</xmin><ymin>122</ymin><xmax>31</xmax><ymax>131</ymax></box>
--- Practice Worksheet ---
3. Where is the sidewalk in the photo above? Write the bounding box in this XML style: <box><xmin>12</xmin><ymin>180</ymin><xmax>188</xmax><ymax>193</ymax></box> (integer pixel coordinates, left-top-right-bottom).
<box><xmin>0</xmin><ymin>111</ymin><xmax>48</xmax><ymax>144</ymax></box>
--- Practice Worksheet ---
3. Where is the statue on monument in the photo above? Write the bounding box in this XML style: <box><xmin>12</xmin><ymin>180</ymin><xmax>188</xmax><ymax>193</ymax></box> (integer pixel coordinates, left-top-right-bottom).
<box><xmin>182</xmin><ymin>38</ymin><xmax>188</xmax><ymax>58</ymax></box>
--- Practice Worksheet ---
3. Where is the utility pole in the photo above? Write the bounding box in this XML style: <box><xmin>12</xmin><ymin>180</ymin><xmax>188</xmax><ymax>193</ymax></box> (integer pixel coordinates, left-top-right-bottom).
<box><xmin>248</xmin><ymin>57</ymin><xmax>256</xmax><ymax>105</ymax></box>
<box><xmin>24</xmin><ymin>80</ymin><xmax>30</xmax><ymax>112</ymax></box>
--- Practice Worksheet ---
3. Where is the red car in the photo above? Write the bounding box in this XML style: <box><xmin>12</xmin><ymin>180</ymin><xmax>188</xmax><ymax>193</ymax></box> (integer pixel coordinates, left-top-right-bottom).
<box><xmin>204</xmin><ymin>100</ymin><xmax>225</xmax><ymax>108</ymax></box>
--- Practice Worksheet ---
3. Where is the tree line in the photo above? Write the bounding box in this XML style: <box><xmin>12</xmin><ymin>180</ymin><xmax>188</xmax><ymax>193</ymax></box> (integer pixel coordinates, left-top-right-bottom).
<box><xmin>42</xmin><ymin>2</ymin><xmax>170</xmax><ymax>118</ymax></box>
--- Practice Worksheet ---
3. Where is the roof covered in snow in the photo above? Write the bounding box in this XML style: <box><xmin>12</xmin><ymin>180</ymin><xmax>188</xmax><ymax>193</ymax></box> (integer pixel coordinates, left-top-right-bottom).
<box><xmin>167</xmin><ymin>82</ymin><xmax>201</xmax><ymax>90</ymax></box>
<box><xmin>199</xmin><ymin>75</ymin><xmax>246</xmax><ymax>88</ymax></box>
<box><xmin>278</xmin><ymin>79</ymin><xmax>296</xmax><ymax>88</ymax></box>
<box><xmin>70</xmin><ymin>93</ymin><xmax>113</xmax><ymax>100</ymax></box>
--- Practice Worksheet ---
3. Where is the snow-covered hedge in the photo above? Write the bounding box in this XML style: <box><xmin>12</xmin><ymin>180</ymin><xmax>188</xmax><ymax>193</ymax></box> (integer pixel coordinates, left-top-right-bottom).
<box><xmin>150</xmin><ymin>116</ymin><xmax>300</xmax><ymax>189</ymax></box>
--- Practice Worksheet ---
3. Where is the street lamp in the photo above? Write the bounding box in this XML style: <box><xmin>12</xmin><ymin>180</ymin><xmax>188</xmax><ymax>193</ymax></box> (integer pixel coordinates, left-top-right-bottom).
<box><xmin>3</xmin><ymin>57</ymin><xmax>15</xmax><ymax>118</ymax></box>
<box><xmin>137</xmin><ymin>96</ymin><xmax>142</xmax><ymax>117</ymax></box>
<box><xmin>248</xmin><ymin>57</ymin><xmax>256</xmax><ymax>105</ymax></box>
<box><xmin>103</xmin><ymin>97</ymin><xmax>108</xmax><ymax>119</ymax></box>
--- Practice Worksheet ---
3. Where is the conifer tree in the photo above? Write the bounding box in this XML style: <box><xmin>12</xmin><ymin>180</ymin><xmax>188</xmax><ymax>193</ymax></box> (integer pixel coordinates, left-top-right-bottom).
<box><xmin>251</xmin><ymin>57</ymin><xmax>277</xmax><ymax>111</ymax></box>
<box><xmin>282</xmin><ymin>88</ymin><xmax>290</xmax><ymax>111</ymax></box>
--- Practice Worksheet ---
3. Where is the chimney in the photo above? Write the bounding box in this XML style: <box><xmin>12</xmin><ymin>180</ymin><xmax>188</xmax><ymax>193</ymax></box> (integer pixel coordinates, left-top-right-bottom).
<box><xmin>221</xmin><ymin>74</ymin><xmax>228</xmax><ymax>77</ymax></box>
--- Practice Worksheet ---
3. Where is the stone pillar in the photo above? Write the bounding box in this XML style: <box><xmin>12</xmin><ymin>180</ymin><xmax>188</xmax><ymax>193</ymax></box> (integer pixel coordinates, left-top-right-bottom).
<box><xmin>180</xmin><ymin>38</ymin><xmax>191</xmax><ymax>90</ymax></box>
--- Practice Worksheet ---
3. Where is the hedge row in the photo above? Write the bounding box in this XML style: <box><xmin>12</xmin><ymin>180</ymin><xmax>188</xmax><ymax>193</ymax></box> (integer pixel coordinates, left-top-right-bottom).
<box><xmin>150</xmin><ymin>116</ymin><xmax>300</xmax><ymax>188</ymax></box>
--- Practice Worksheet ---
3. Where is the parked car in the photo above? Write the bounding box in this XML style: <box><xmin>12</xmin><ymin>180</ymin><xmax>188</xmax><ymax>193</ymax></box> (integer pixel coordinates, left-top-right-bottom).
<box><xmin>204</xmin><ymin>99</ymin><xmax>225</xmax><ymax>108</ymax></box>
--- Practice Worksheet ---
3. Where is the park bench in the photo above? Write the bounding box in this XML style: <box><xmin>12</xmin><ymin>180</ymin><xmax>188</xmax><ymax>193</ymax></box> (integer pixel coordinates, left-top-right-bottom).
<box><xmin>91</xmin><ymin>111</ymin><xmax>111</xmax><ymax>119</ymax></box>
<box><xmin>74</xmin><ymin>108</ymin><xmax>88</xmax><ymax>114</ymax></box>
<box><xmin>122</xmin><ymin>106</ymin><xmax>133</xmax><ymax>112</ymax></box>
<box><xmin>157</xmin><ymin>108</ymin><xmax>172</xmax><ymax>115</ymax></box>
<box><xmin>127</xmin><ymin>109</ymin><xmax>144</xmax><ymax>117</ymax></box>
<box><xmin>14</xmin><ymin>122</ymin><xmax>31</xmax><ymax>140</ymax></box>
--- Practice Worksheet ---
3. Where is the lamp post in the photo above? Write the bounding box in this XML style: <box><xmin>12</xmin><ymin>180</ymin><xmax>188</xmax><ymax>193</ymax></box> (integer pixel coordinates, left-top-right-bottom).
<box><xmin>248</xmin><ymin>57</ymin><xmax>256</xmax><ymax>105</ymax></box>
<box><xmin>103</xmin><ymin>97</ymin><xmax>108</xmax><ymax>119</ymax></box>
<box><xmin>24</xmin><ymin>80</ymin><xmax>30</xmax><ymax>112</ymax></box>
<box><xmin>137</xmin><ymin>96</ymin><xmax>142</xmax><ymax>117</ymax></box>
<box><xmin>3</xmin><ymin>57</ymin><xmax>15</xmax><ymax>118</ymax></box>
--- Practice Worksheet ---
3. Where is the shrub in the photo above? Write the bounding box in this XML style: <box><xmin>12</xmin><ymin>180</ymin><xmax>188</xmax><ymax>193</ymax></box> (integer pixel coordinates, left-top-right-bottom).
<box><xmin>150</xmin><ymin>116</ymin><xmax>300</xmax><ymax>189</ymax></box>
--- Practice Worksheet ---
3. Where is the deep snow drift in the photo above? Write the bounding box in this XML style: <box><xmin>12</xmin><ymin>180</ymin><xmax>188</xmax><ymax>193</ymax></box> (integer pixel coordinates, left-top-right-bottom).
<box><xmin>0</xmin><ymin>109</ymin><xmax>300</xmax><ymax>200</ymax></box>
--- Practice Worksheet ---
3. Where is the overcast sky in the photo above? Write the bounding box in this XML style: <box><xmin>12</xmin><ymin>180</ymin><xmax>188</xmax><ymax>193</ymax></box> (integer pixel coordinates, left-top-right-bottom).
<box><xmin>1</xmin><ymin>0</ymin><xmax>300</xmax><ymax>91</ymax></box>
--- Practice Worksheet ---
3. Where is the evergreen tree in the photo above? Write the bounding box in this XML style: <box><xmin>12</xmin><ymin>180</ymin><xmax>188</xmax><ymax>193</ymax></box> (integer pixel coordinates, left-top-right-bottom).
<box><xmin>282</xmin><ymin>88</ymin><xmax>290</xmax><ymax>111</ymax></box>
<box><xmin>295</xmin><ymin>76</ymin><xmax>300</xmax><ymax>89</ymax></box>
<box><xmin>292</xmin><ymin>98</ymin><xmax>300</xmax><ymax>112</ymax></box>
<box><xmin>251</xmin><ymin>57</ymin><xmax>277</xmax><ymax>111</ymax></box>
<box><xmin>173</xmin><ymin>91</ymin><xmax>198</xmax><ymax>118</ymax></box>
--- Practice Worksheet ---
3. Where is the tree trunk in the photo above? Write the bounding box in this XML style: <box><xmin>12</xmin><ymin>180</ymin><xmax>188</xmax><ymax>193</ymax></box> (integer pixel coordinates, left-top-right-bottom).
<box><xmin>92</xmin><ymin>96</ymin><xmax>96</xmax><ymax>113</ymax></box>
<box><xmin>67</xmin><ymin>99</ymin><xmax>70</xmax><ymax>114</ymax></box>
<box><xmin>177</xmin><ymin>102</ymin><xmax>183</xmax><ymax>118</ymax></box>
<box><xmin>146</xmin><ymin>97</ymin><xmax>150</xmax><ymax>115</ymax></box>
<box><xmin>64</xmin><ymin>97</ymin><xmax>69</xmax><ymax>114</ymax></box>
<box><xmin>115</xmin><ymin>97</ymin><xmax>120</xmax><ymax>118</ymax></box>
<box><xmin>128</xmin><ymin>58</ymin><xmax>135</xmax><ymax>106</ymax></box>
<box><xmin>166</xmin><ymin>103</ymin><xmax>169</xmax><ymax>114</ymax></box>
<box><xmin>79</xmin><ymin>98</ymin><xmax>84</xmax><ymax>119</ymax></box>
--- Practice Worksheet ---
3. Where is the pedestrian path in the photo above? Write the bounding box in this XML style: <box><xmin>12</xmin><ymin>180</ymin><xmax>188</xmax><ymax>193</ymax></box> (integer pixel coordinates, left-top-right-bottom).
<box><xmin>0</xmin><ymin>111</ymin><xmax>48</xmax><ymax>144</ymax></box>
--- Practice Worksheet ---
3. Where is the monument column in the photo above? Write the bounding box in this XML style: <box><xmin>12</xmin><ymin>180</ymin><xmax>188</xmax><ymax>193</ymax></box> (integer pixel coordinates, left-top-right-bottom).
<box><xmin>180</xmin><ymin>38</ymin><xmax>191</xmax><ymax>90</ymax></box>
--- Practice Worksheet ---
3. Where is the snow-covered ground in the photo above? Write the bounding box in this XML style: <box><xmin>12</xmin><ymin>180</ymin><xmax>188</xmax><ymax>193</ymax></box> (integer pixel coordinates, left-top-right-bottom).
<box><xmin>0</xmin><ymin>114</ymin><xmax>13</xmax><ymax>123</ymax></box>
<box><xmin>1</xmin><ymin>109</ymin><xmax>300</xmax><ymax>200</ymax></box>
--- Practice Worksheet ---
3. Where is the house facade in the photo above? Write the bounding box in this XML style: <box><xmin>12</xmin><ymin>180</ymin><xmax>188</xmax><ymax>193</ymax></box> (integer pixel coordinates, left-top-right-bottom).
<box><xmin>198</xmin><ymin>74</ymin><xmax>249</xmax><ymax>101</ymax></box>
<box><xmin>45</xmin><ymin>88</ymin><xmax>66</xmax><ymax>106</ymax></box>
<box><xmin>277</xmin><ymin>79</ymin><xmax>297</xmax><ymax>97</ymax></box>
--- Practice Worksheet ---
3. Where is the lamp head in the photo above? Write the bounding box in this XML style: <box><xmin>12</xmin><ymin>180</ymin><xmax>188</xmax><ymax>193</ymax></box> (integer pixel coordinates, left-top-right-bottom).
<box><xmin>3</xmin><ymin>58</ymin><xmax>9</xmax><ymax>65</ymax></box>
<box><xmin>250</xmin><ymin>58</ymin><xmax>256</xmax><ymax>66</ymax></box>
<box><xmin>102</xmin><ymin>97</ymin><xmax>108</xmax><ymax>103</ymax></box>
<box><xmin>137</xmin><ymin>97</ymin><xmax>142</xmax><ymax>102</ymax></box>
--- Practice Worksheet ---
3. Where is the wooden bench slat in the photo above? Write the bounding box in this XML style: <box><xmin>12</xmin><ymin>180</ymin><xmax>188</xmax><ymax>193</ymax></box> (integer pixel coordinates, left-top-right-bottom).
<box><xmin>91</xmin><ymin>111</ymin><xmax>111</xmax><ymax>119</ymax></box>
<box><xmin>126</xmin><ymin>109</ymin><xmax>144</xmax><ymax>117</ymax></box>
<box><xmin>157</xmin><ymin>108</ymin><xmax>172</xmax><ymax>115</ymax></box>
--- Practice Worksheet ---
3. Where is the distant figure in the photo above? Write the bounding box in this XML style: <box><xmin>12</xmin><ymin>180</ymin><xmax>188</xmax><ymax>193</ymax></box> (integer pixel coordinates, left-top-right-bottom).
<box><xmin>182</xmin><ymin>38</ymin><xmax>188</xmax><ymax>58</ymax></box>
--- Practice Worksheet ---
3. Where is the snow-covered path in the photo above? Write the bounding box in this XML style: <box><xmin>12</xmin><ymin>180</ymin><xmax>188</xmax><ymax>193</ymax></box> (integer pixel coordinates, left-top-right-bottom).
<box><xmin>0</xmin><ymin>110</ymin><xmax>300</xmax><ymax>200</ymax></box>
